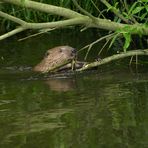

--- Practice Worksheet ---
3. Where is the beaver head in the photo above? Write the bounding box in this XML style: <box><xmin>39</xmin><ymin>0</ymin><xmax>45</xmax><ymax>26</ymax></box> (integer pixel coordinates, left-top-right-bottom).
<box><xmin>33</xmin><ymin>46</ymin><xmax>76</xmax><ymax>73</ymax></box>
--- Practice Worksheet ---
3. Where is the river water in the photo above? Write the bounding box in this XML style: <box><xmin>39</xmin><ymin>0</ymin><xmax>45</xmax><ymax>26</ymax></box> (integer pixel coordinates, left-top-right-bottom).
<box><xmin>0</xmin><ymin>30</ymin><xmax>148</xmax><ymax>148</ymax></box>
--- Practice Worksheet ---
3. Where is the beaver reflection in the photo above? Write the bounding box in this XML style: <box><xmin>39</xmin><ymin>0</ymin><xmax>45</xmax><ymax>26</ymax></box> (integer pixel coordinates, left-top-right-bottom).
<box><xmin>45</xmin><ymin>78</ymin><xmax>76</xmax><ymax>92</ymax></box>
<box><xmin>33</xmin><ymin>46</ymin><xmax>76</xmax><ymax>73</ymax></box>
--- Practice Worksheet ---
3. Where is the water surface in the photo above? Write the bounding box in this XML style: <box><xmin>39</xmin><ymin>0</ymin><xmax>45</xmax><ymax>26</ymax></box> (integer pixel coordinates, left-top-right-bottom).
<box><xmin>0</xmin><ymin>30</ymin><xmax>148</xmax><ymax>148</ymax></box>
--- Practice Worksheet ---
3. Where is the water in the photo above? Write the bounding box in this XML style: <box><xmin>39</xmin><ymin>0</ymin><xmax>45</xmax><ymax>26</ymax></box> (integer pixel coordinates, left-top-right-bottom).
<box><xmin>0</xmin><ymin>69</ymin><xmax>147</xmax><ymax>148</ymax></box>
<box><xmin>0</xmin><ymin>30</ymin><xmax>148</xmax><ymax>148</ymax></box>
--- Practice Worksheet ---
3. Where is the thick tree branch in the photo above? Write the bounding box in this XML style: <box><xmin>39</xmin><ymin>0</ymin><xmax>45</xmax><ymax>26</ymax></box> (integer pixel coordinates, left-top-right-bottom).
<box><xmin>77</xmin><ymin>49</ymin><xmax>148</xmax><ymax>71</ymax></box>
<box><xmin>25</xmin><ymin>17</ymin><xmax>89</xmax><ymax>29</ymax></box>
<box><xmin>0</xmin><ymin>11</ymin><xmax>26</xmax><ymax>25</ymax></box>
<box><xmin>1</xmin><ymin>8</ymin><xmax>147</xmax><ymax>34</ymax></box>
<box><xmin>1</xmin><ymin>0</ymin><xmax>83</xmax><ymax>18</ymax></box>
<box><xmin>0</xmin><ymin>11</ymin><xmax>90</xmax><ymax>40</ymax></box>
<box><xmin>0</xmin><ymin>0</ymin><xmax>148</xmax><ymax>41</ymax></box>
<box><xmin>0</xmin><ymin>10</ymin><xmax>89</xmax><ymax>29</ymax></box>
<box><xmin>0</xmin><ymin>27</ymin><xmax>26</xmax><ymax>40</ymax></box>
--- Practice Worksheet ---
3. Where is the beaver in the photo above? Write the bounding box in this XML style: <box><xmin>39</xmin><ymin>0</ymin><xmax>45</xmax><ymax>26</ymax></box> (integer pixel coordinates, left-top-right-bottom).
<box><xmin>33</xmin><ymin>46</ymin><xmax>77</xmax><ymax>73</ymax></box>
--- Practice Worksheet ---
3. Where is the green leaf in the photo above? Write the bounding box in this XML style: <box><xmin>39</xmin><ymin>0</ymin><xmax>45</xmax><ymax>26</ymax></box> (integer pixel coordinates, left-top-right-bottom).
<box><xmin>141</xmin><ymin>12</ymin><xmax>147</xmax><ymax>20</ymax></box>
<box><xmin>107</xmin><ymin>6</ymin><xmax>113</xmax><ymax>12</ymax></box>
<box><xmin>123</xmin><ymin>33</ymin><xmax>131</xmax><ymax>52</ymax></box>
<box><xmin>141</xmin><ymin>0</ymin><xmax>148</xmax><ymax>2</ymax></box>
<box><xmin>128</xmin><ymin>2</ymin><xmax>138</xmax><ymax>15</ymax></box>
<box><xmin>114</xmin><ymin>2</ymin><xmax>119</xmax><ymax>8</ymax></box>
<box><xmin>20</xmin><ymin>0</ymin><xmax>26</xmax><ymax>6</ymax></box>
<box><xmin>145</xmin><ymin>5</ymin><xmax>148</xmax><ymax>12</ymax></box>
<box><xmin>132</xmin><ymin>6</ymin><xmax>144</xmax><ymax>15</ymax></box>
<box><xmin>122</xmin><ymin>12</ymin><xmax>129</xmax><ymax>19</ymax></box>
<box><xmin>21</xmin><ymin>0</ymin><xmax>26</xmax><ymax>3</ymax></box>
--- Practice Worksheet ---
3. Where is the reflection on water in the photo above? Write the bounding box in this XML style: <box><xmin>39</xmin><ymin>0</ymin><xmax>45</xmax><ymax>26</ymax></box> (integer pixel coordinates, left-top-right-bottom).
<box><xmin>45</xmin><ymin>78</ymin><xmax>76</xmax><ymax>92</ymax></box>
<box><xmin>0</xmin><ymin>30</ymin><xmax>147</xmax><ymax>147</ymax></box>
<box><xmin>0</xmin><ymin>70</ymin><xmax>148</xmax><ymax>148</ymax></box>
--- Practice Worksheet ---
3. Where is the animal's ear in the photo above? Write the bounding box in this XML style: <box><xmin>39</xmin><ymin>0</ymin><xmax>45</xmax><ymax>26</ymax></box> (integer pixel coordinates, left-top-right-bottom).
<box><xmin>59</xmin><ymin>47</ymin><xmax>66</xmax><ymax>52</ymax></box>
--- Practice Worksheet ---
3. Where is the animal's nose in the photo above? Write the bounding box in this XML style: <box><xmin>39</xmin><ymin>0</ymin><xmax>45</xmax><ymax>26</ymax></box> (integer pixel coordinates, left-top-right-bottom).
<box><xmin>71</xmin><ymin>48</ymin><xmax>77</xmax><ymax>57</ymax></box>
<box><xmin>72</xmin><ymin>48</ymin><xmax>76</xmax><ymax>54</ymax></box>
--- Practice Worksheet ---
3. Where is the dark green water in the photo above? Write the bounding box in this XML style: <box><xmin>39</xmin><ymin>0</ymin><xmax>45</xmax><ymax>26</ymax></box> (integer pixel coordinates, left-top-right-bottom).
<box><xmin>0</xmin><ymin>30</ymin><xmax>148</xmax><ymax>148</ymax></box>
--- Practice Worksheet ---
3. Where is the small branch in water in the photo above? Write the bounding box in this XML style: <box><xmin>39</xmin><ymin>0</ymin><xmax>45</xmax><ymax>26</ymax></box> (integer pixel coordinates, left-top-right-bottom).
<box><xmin>76</xmin><ymin>49</ymin><xmax>148</xmax><ymax>71</ymax></box>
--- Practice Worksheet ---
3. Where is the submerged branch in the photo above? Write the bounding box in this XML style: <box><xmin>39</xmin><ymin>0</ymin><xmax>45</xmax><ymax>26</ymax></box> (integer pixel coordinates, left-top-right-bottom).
<box><xmin>77</xmin><ymin>49</ymin><xmax>148</xmax><ymax>71</ymax></box>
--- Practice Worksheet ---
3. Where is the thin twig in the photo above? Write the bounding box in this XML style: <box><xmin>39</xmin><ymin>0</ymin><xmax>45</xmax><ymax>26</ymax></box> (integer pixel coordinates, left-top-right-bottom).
<box><xmin>79</xmin><ymin>33</ymin><xmax>115</xmax><ymax>53</ymax></box>
<box><xmin>84</xmin><ymin>44</ymin><xmax>92</xmax><ymax>60</ymax></box>
<box><xmin>18</xmin><ymin>28</ymin><xmax>56</xmax><ymax>41</ymax></box>
<box><xmin>100</xmin><ymin>0</ymin><xmax>130</xmax><ymax>24</ymax></box>
<box><xmin>98</xmin><ymin>39</ymin><xmax>110</xmax><ymax>55</ymax></box>
<box><xmin>129</xmin><ymin>55</ymin><xmax>134</xmax><ymax>65</ymax></box>
<box><xmin>136</xmin><ymin>54</ymin><xmax>138</xmax><ymax>70</ymax></box>
<box><xmin>72</xmin><ymin>0</ymin><xmax>97</xmax><ymax>21</ymax></box>
<box><xmin>78</xmin><ymin>33</ymin><xmax>116</xmax><ymax>60</ymax></box>
<box><xmin>90</xmin><ymin>0</ymin><xmax>106</xmax><ymax>19</ymax></box>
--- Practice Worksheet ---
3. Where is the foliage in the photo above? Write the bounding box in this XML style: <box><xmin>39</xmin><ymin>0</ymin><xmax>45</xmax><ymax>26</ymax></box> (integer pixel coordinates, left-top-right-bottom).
<box><xmin>0</xmin><ymin>0</ymin><xmax>147</xmax><ymax>60</ymax></box>
<box><xmin>0</xmin><ymin>0</ymin><xmax>100</xmax><ymax>30</ymax></box>
<box><xmin>103</xmin><ymin>0</ymin><xmax>148</xmax><ymax>52</ymax></box>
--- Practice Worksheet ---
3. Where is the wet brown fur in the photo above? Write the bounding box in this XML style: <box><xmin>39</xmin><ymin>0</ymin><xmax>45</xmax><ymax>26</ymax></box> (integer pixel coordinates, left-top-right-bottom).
<box><xmin>33</xmin><ymin>46</ymin><xmax>76</xmax><ymax>73</ymax></box>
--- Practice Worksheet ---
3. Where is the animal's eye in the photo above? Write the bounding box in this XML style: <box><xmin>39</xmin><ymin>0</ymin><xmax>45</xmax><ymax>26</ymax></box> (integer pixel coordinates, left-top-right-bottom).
<box><xmin>59</xmin><ymin>48</ymin><xmax>63</xmax><ymax>52</ymax></box>
<box><xmin>45</xmin><ymin>52</ymin><xmax>50</xmax><ymax>57</ymax></box>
